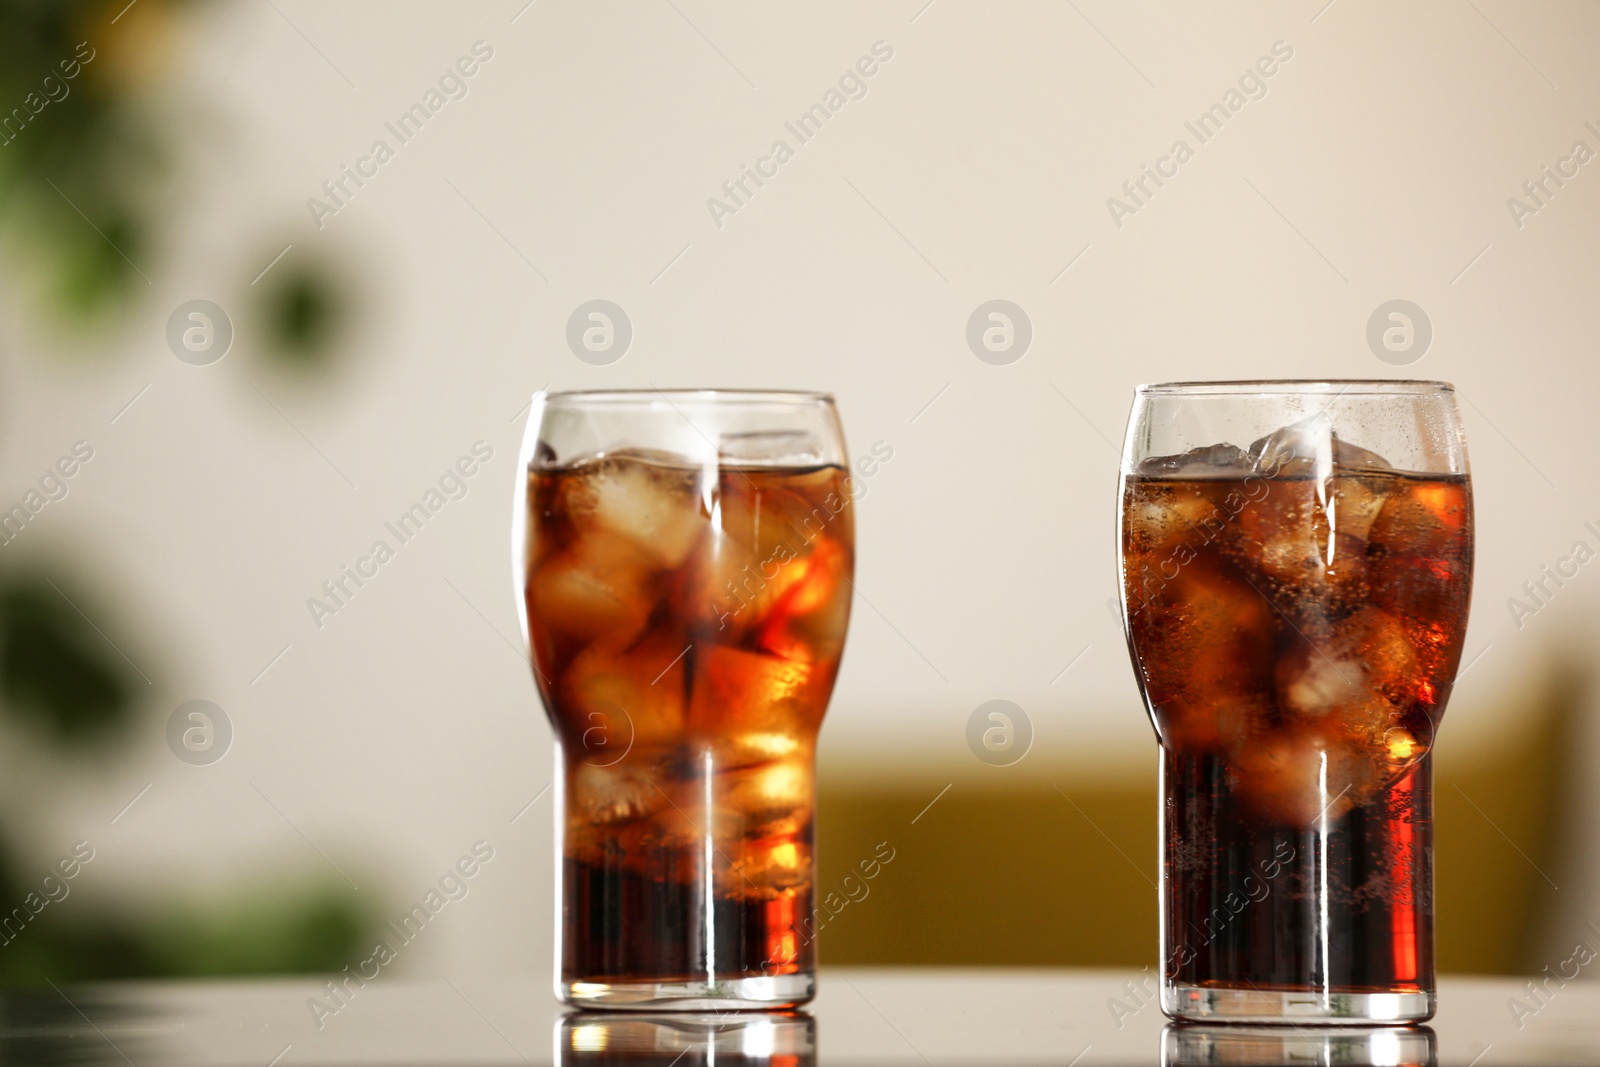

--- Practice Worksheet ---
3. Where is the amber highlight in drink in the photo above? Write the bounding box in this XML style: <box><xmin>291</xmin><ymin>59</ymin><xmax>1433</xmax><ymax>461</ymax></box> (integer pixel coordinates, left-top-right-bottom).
<box><xmin>1121</xmin><ymin>406</ymin><xmax>1472</xmax><ymax>1023</ymax></box>
<box><xmin>525</xmin><ymin>450</ymin><xmax>852</xmax><ymax>1003</ymax></box>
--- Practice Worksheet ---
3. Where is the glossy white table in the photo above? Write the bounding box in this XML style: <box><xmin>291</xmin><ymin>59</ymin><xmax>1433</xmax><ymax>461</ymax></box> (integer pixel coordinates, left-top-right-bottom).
<box><xmin>8</xmin><ymin>969</ymin><xmax>1595</xmax><ymax>1065</ymax></box>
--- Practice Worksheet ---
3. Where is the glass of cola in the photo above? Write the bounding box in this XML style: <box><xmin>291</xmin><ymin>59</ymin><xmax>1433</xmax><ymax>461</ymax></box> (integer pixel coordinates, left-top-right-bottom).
<box><xmin>1118</xmin><ymin>381</ymin><xmax>1473</xmax><ymax>1024</ymax></box>
<box><xmin>516</xmin><ymin>390</ymin><xmax>855</xmax><ymax>1010</ymax></box>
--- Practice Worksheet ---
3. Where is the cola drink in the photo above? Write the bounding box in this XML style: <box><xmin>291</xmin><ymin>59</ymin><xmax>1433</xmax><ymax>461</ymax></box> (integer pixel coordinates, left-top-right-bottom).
<box><xmin>1122</xmin><ymin>417</ymin><xmax>1472</xmax><ymax>1018</ymax></box>
<box><xmin>525</xmin><ymin>449</ymin><xmax>853</xmax><ymax>1004</ymax></box>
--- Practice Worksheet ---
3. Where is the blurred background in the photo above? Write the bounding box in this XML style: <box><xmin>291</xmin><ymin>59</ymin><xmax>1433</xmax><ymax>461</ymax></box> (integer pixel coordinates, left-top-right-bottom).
<box><xmin>0</xmin><ymin>0</ymin><xmax>1595</xmax><ymax>985</ymax></box>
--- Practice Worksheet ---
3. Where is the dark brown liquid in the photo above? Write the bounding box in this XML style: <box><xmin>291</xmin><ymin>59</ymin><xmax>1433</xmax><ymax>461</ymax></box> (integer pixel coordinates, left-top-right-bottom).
<box><xmin>1164</xmin><ymin>750</ymin><xmax>1432</xmax><ymax>991</ymax></box>
<box><xmin>527</xmin><ymin>455</ymin><xmax>852</xmax><ymax>988</ymax></box>
<box><xmin>1123</xmin><ymin>468</ymin><xmax>1471</xmax><ymax>993</ymax></box>
<box><xmin>564</xmin><ymin>848</ymin><xmax>814</xmax><ymax>982</ymax></box>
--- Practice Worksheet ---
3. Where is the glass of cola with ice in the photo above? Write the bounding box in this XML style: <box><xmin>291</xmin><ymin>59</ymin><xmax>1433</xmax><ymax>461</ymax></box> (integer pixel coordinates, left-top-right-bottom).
<box><xmin>515</xmin><ymin>390</ymin><xmax>854</xmax><ymax>1010</ymax></box>
<box><xmin>1118</xmin><ymin>381</ymin><xmax>1473</xmax><ymax>1024</ymax></box>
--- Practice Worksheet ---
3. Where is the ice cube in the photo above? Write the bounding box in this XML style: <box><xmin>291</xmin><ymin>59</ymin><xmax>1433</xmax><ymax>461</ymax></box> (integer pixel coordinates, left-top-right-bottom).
<box><xmin>565</xmin><ymin>452</ymin><xmax>708</xmax><ymax>569</ymax></box>
<box><xmin>1275</xmin><ymin>608</ymin><xmax>1418</xmax><ymax>747</ymax></box>
<box><xmin>1368</xmin><ymin>478</ymin><xmax>1471</xmax><ymax>561</ymax></box>
<box><xmin>1232</xmin><ymin>480</ymin><xmax>1325</xmax><ymax>585</ymax></box>
<box><xmin>719</xmin><ymin>756</ymin><xmax>813</xmax><ymax>827</ymax></box>
<box><xmin>619</xmin><ymin>801</ymin><xmax>711</xmax><ymax>880</ymax></box>
<box><xmin>1124</xmin><ymin>484</ymin><xmax>1225</xmax><ymax>556</ymax></box>
<box><xmin>1231</xmin><ymin>476</ymin><xmax>1388</xmax><ymax>595</ymax></box>
<box><xmin>1326</xmin><ymin>475</ymin><xmax>1390</xmax><ymax>545</ymax></box>
<box><xmin>529</xmin><ymin>531</ymin><xmax>656</xmax><ymax>644</ymax></box>
<box><xmin>688</xmin><ymin>644</ymin><xmax>818</xmax><ymax>737</ymax></box>
<box><xmin>1270</xmin><ymin>606</ymin><xmax>1445</xmax><ymax>798</ymax></box>
<box><xmin>1129</xmin><ymin>558</ymin><xmax>1277</xmax><ymax>754</ymax></box>
<box><xmin>1250</xmin><ymin>414</ymin><xmax>1334</xmax><ymax>477</ymax></box>
<box><xmin>688</xmin><ymin>487</ymin><xmax>848</xmax><ymax>652</ymax></box>
<box><xmin>714</xmin><ymin>731</ymin><xmax>804</xmax><ymax>770</ymax></box>
<box><xmin>719</xmin><ymin>485</ymin><xmax>822</xmax><ymax>561</ymax></box>
<box><xmin>719</xmin><ymin>430</ymin><xmax>825</xmax><ymax>467</ymax></box>
<box><xmin>570</xmin><ymin>760</ymin><xmax>666</xmax><ymax>825</ymax></box>
<box><xmin>726</xmin><ymin>836</ymin><xmax>811</xmax><ymax>898</ymax></box>
<box><xmin>1228</xmin><ymin>728</ymin><xmax>1367</xmax><ymax>827</ymax></box>
<box><xmin>755</xmin><ymin>537</ymin><xmax>850</xmax><ymax>663</ymax></box>
<box><xmin>561</xmin><ymin>630</ymin><xmax>691</xmax><ymax>749</ymax></box>
<box><xmin>1366</xmin><ymin>478</ymin><xmax>1471</xmax><ymax>682</ymax></box>
<box><xmin>686</xmin><ymin>487</ymin><xmax>818</xmax><ymax>634</ymax></box>
<box><xmin>1137</xmin><ymin>443</ymin><xmax>1251</xmax><ymax>478</ymax></box>
<box><xmin>1331</xmin><ymin>438</ymin><xmax>1392</xmax><ymax>473</ymax></box>
<box><xmin>1250</xmin><ymin>414</ymin><xmax>1393</xmax><ymax>479</ymax></box>
<box><xmin>1276</xmin><ymin>645</ymin><xmax>1366</xmax><ymax>721</ymax></box>
<box><xmin>685</xmin><ymin>532</ymin><xmax>756</xmax><ymax>633</ymax></box>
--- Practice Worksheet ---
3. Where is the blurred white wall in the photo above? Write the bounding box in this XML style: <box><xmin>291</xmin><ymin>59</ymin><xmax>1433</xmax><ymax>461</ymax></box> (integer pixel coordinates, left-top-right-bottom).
<box><xmin>3</xmin><ymin>0</ymin><xmax>1599</xmax><ymax>980</ymax></box>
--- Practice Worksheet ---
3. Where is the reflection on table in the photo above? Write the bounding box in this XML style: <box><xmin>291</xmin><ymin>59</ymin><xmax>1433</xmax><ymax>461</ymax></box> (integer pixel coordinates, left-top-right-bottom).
<box><xmin>559</xmin><ymin>1011</ymin><xmax>815</xmax><ymax>1066</ymax></box>
<box><xmin>1163</xmin><ymin>1023</ymin><xmax>1437</xmax><ymax>1066</ymax></box>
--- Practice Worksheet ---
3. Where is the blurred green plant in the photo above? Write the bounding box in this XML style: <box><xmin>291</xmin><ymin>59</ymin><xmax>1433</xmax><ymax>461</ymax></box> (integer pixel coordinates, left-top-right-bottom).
<box><xmin>0</xmin><ymin>869</ymin><xmax>366</xmax><ymax>983</ymax></box>
<box><xmin>259</xmin><ymin>257</ymin><xmax>351</xmax><ymax>370</ymax></box>
<box><xmin>0</xmin><ymin>0</ymin><xmax>355</xmax><ymax>366</ymax></box>
<box><xmin>0</xmin><ymin>0</ymin><xmax>176</xmax><ymax>322</ymax></box>
<box><xmin>0</xmin><ymin>568</ymin><xmax>371</xmax><ymax>984</ymax></box>
<box><xmin>0</xmin><ymin>0</ymin><xmax>372</xmax><ymax>984</ymax></box>
<box><xmin>0</xmin><ymin>577</ymin><xmax>129</xmax><ymax>744</ymax></box>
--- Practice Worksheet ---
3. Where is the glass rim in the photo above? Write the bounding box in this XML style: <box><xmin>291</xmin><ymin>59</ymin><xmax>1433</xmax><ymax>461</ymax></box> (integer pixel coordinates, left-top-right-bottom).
<box><xmin>1137</xmin><ymin>379</ymin><xmax>1454</xmax><ymax>396</ymax></box>
<box><xmin>540</xmin><ymin>388</ymin><xmax>835</xmax><ymax>407</ymax></box>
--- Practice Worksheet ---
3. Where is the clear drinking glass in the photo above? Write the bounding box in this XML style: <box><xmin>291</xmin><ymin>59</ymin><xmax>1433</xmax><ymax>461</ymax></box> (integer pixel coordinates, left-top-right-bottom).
<box><xmin>1117</xmin><ymin>381</ymin><xmax>1473</xmax><ymax>1024</ymax></box>
<box><xmin>514</xmin><ymin>390</ymin><xmax>855</xmax><ymax>1010</ymax></box>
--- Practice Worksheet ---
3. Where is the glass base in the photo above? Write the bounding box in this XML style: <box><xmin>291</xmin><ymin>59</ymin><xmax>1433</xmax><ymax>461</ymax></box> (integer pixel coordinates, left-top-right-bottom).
<box><xmin>561</xmin><ymin>973</ymin><xmax>814</xmax><ymax>1011</ymax></box>
<box><xmin>1164</xmin><ymin>984</ymin><xmax>1435</xmax><ymax>1024</ymax></box>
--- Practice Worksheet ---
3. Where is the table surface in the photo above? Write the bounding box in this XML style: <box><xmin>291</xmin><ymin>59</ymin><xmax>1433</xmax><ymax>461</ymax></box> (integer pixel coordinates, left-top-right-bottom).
<box><xmin>3</xmin><ymin>970</ymin><xmax>1596</xmax><ymax>1066</ymax></box>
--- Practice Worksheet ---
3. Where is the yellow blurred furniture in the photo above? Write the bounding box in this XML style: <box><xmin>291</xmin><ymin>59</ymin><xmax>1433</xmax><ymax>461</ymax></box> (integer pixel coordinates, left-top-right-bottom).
<box><xmin>817</xmin><ymin>676</ymin><xmax>1568</xmax><ymax>974</ymax></box>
